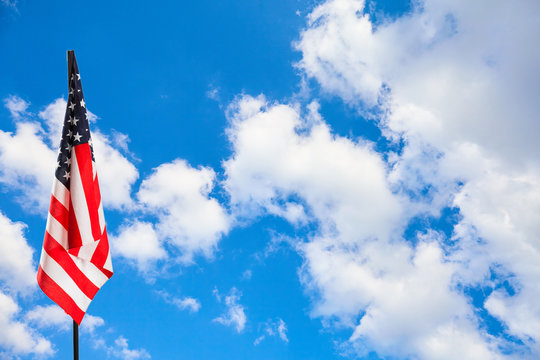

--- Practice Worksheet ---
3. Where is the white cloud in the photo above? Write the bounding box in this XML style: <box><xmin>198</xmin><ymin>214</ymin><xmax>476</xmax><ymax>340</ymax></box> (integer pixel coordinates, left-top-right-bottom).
<box><xmin>206</xmin><ymin>86</ymin><xmax>220</xmax><ymax>102</ymax></box>
<box><xmin>92</xmin><ymin>130</ymin><xmax>139</xmax><ymax>210</ymax></box>
<box><xmin>213</xmin><ymin>287</ymin><xmax>246</xmax><ymax>333</ymax></box>
<box><xmin>302</xmin><ymin>238</ymin><xmax>500</xmax><ymax>358</ymax></box>
<box><xmin>0</xmin><ymin>213</ymin><xmax>56</xmax><ymax>358</ymax></box>
<box><xmin>111</xmin><ymin>221</ymin><xmax>166</xmax><ymax>273</ymax></box>
<box><xmin>94</xmin><ymin>336</ymin><xmax>150</xmax><ymax>360</ymax></box>
<box><xmin>63</xmin><ymin>314</ymin><xmax>148</xmax><ymax>360</ymax></box>
<box><xmin>38</xmin><ymin>97</ymin><xmax>66</xmax><ymax>146</ymax></box>
<box><xmin>137</xmin><ymin>159</ymin><xmax>230</xmax><ymax>264</ymax></box>
<box><xmin>221</xmin><ymin>95</ymin><xmax>501</xmax><ymax>356</ymax></box>
<box><xmin>293</xmin><ymin>0</ymin><xmax>540</xmax><ymax>357</ymax></box>
<box><xmin>155</xmin><ymin>290</ymin><xmax>201</xmax><ymax>313</ymax></box>
<box><xmin>0</xmin><ymin>212</ymin><xmax>36</xmax><ymax>295</ymax></box>
<box><xmin>297</xmin><ymin>0</ymin><xmax>540</xmax><ymax>166</ymax></box>
<box><xmin>25</xmin><ymin>305</ymin><xmax>105</xmax><ymax>336</ymax></box>
<box><xmin>0</xmin><ymin>121</ymin><xmax>57</xmax><ymax>210</ymax></box>
<box><xmin>4</xmin><ymin>95</ymin><xmax>29</xmax><ymax>119</ymax></box>
<box><xmin>0</xmin><ymin>0</ymin><xmax>17</xmax><ymax>8</ymax></box>
<box><xmin>223</xmin><ymin>95</ymin><xmax>405</xmax><ymax>241</ymax></box>
<box><xmin>241</xmin><ymin>269</ymin><xmax>252</xmax><ymax>281</ymax></box>
<box><xmin>25</xmin><ymin>305</ymin><xmax>71</xmax><ymax>332</ymax></box>
<box><xmin>0</xmin><ymin>291</ymin><xmax>54</xmax><ymax>358</ymax></box>
<box><xmin>81</xmin><ymin>314</ymin><xmax>105</xmax><ymax>334</ymax></box>
<box><xmin>254</xmin><ymin>318</ymin><xmax>288</xmax><ymax>345</ymax></box>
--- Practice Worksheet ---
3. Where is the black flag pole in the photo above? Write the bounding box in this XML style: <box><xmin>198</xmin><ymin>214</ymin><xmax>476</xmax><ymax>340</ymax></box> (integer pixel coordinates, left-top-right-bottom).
<box><xmin>67</xmin><ymin>50</ymin><xmax>79</xmax><ymax>360</ymax></box>
<box><xmin>73</xmin><ymin>320</ymin><xmax>79</xmax><ymax>360</ymax></box>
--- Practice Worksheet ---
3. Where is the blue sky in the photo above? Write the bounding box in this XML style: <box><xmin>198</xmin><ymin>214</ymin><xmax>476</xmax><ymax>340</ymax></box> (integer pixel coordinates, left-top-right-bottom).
<box><xmin>1</xmin><ymin>0</ymin><xmax>540</xmax><ymax>359</ymax></box>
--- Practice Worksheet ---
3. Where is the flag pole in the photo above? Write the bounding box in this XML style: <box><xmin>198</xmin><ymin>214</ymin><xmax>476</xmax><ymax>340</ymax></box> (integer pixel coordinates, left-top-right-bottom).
<box><xmin>67</xmin><ymin>50</ymin><xmax>79</xmax><ymax>360</ymax></box>
<box><xmin>73</xmin><ymin>320</ymin><xmax>79</xmax><ymax>360</ymax></box>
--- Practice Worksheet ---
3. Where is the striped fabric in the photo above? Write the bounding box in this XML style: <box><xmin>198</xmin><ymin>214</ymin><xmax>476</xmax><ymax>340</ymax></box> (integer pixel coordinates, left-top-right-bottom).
<box><xmin>37</xmin><ymin>51</ymin><xmax>113</xmax><ymax>324</ymax></box>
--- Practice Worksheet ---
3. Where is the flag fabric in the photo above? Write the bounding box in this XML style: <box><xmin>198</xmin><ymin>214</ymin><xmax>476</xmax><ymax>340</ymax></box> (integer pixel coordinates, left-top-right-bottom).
<box><xmin>37</xmin><ymin>51</ymin><xmax>113</xmax><ymax>325</ymax></box>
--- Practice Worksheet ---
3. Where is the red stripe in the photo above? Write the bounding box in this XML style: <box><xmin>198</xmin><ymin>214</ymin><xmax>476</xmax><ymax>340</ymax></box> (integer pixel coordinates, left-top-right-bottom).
<box><xmin>37</xmin><ymin>265</ymin><xmax>85</xmax><ymax>325</ymax></box>
<box><xmin>74</xmin><ymin>144</ymin><xmax>102</xmax><ymax>241</ymax></box>
<box><xmin>94</xmin><ymin>173</ymin><xmax>101</xmax><ymax>206</ymax></box>
<box><xmin>43</xmin><ymin>232</ymin><xmax>99</xmax><ymax>300</ymax></box>
<box><xmin>101</xmin><ymin>267</ymin><xmax>113</xmax><ymax>279</ymax></box>
<box><xmin>91</xmin><ymin>227</ymin><xmax>110</xmax><ymax>270</ymax></box>
<box><xmin>68</xmin><ymin>197</ymin><xmax>83</xmax><ymax>253</ymax></box>
<box><xmin>49</xmin><ymin>195</ymin><xmax>69</xmax><ymax>230</ymax></box>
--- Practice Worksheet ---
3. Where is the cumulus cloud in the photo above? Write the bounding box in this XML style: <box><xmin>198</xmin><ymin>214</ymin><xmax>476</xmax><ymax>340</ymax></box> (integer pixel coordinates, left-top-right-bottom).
<box><xmin>0</xmin><ymin>291</ymin><xmax>54</xmax><ymax>358</ymax></box>
<box><xmin>302</xmin><ymin>238</ymin><xmax>501</xmax><ymax>358</ymax></box>
<box><xmin>213</xmin><ymin>287</ymin><xmax>247</xmax><ymax>333</ymax></box>
<box><xmin>137</xmin><ymin>159</ymin><xmax>230</xmax><ymax>263</ymax></box>
<box><xmin>0</xmin><ymin>212</ymin><xmax>36</xmax><ymax>295</ymax></box>
<box><xmin>0</xmin><ymin>213</ymin><xmax>57</xmax><ymax>358</ymax></box>
<box><xmin>112</xmin><ymin>159</ymin><xmax>229</xmax><ymax>273</ymax></box>
<box><xmin>223</xmin><ymin>95</ymin><xmax>405</xmax><ymax>240</ymax></box>
<box><xmin>111</xmin><ymin>221</ymin><xmax>166</xmax><ymax>273</ymax></box>
<box><xmin>221</xmin><ymin>94</ymin><xmax>500</xmax><ymax>356</ymax></box>
<box><xmin>0</xmin><ymin>120</ymin><xmax>57</xmax><ymax>210</ymax></box>
<box><xmin>25</xmin><ymin>305</ymin><xmax>71</xmax><ymax>332</ymax></box>
<box><xmin>291</xmin><ymin>0</ymin><xmax>540</xmax><ymax>357</ymax></box>
<box><xmin>297</xmin><ymin>0</ymin><xmax>540</xmax><ymax>164</ymax></box>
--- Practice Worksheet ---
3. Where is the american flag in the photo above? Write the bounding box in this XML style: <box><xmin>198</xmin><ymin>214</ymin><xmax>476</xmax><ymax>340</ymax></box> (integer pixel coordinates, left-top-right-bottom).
<box><xmin>37</xmin><ymin>51</ymin><xmax>113</xmax><ymax>324</ymax></box>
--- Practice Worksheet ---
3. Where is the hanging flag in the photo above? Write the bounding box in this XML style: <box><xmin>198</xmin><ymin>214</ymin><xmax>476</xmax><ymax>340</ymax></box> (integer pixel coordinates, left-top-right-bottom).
<box><xmin>37</xmin><ymin>50</ymin><xmax>113</xmax><ymax>325</ymax></box>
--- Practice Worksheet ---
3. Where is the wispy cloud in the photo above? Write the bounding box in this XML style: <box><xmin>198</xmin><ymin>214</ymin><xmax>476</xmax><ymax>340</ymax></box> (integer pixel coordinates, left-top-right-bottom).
<box><xmin>254</xmin><ymin>318</ymin><xmax>288</xmax><ymax>345</ymax></box>
<box><xmin>4</xmin><ymin>95</ymin><xmax>29</xmax><ymax>119</ymax></box>
<box><xmin>155</xmin><ymin>290</ymin><xmax>201</xmax><ymax>313</ymax></box>
<box><xmin>94</xmin><ymin>336</ymin><xmax>150</xmax><ymax>360</ymax></box>
<box><xmin>213</xmin><ymin>287</ymin><xmax>246</xmax><ymax>333</ymax></box>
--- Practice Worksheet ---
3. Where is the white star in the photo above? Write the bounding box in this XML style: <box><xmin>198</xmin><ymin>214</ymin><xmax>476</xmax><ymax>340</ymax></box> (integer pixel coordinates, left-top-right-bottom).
<box><xmin>80</xmin><ymin>99</ymin><xmax>86</xmax><ymax>108</ymax></box>
<box><xmin>72</xmin><ymin>116</ymin><xmax>79</xmax><ymax>125</ymax></box>
<box><xmin>63</xmin><ymin>171</ymin><xmax>70</xmax><ymax>180</ymax></box>
<box><xmin>64</xmin><ymin>157</ymin><xmax>71</xmax><ymax>166</ymax></box>
<box><xmin>73</xmin><ymin>132</ymin><xmax>82</xmax><ymax>142</ymax></box>
<box><xmin>71</xmin><ymin>74</ymin><xmax>74</xmax><ymax>81</ymax></box>
<box><xmin>69</xmin><ymin>88</ymin><xmax>74</xmax><ymax>95</ymax></box>
<box><xmin>65</xmin><ymin>144</ymin><xmax>72</xmax><ymax>153</ymax></box>
<box><xmin>57</xmin><ymin>161</ymin><xmax>60</xmax><ymax>168</ymax></box>
<box><xmin>67</xmin><ymin>129</ymin><xmax>73</xmax><ymax>138</ymax></box>
<box><xmin>68</xmin><ymin>102</ymin><xmax>76</xmax><ymax>111</ymax></box>
<box><xmin>77</xmin><ymin>73</ymin><xmax>80</xmax><ymax>80</ymax></box>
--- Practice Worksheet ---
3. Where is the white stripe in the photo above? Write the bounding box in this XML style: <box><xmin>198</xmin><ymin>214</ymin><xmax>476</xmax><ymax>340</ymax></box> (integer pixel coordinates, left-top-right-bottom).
<box><xmin>39</xmin><ymin>251</ymin><xmax>92</xmax><ymax>312</ymax></box>
<box><xmin>76</xmin><ymin>240</ymin><xmax>99</xmax><ymax>261</ymax></box>
<box><xmin>94</xmin><ymin>172</ymin><xmax>105</xmax><ymax>233</ymax></box>
<box><xmin>51</xmin><ymin>178</ymin><xmax>70</xmax><ymax>209</ymax></box>
<box><xmin>69</xmin><ymin>252</ymin><xmax>109</xmax><ymax>288</ymax></box>
<box><xmin>70</xmin><ymin>149</ymin><xmax>94</xmax><ymax>245</ymax></box>
<box><xmin>45</xmin><ymin>214</ymin><xmax>69</xmax><ymax>250</ymax></box>
<box><xmin>103</xmin><ymin>253</ymin><xmax>113</xmax><ymax>273</ymax></box>
<box><xmin>98</xmin><ymin>202</ymin><xmax>105</xmax><ymax>233</ymax></box>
